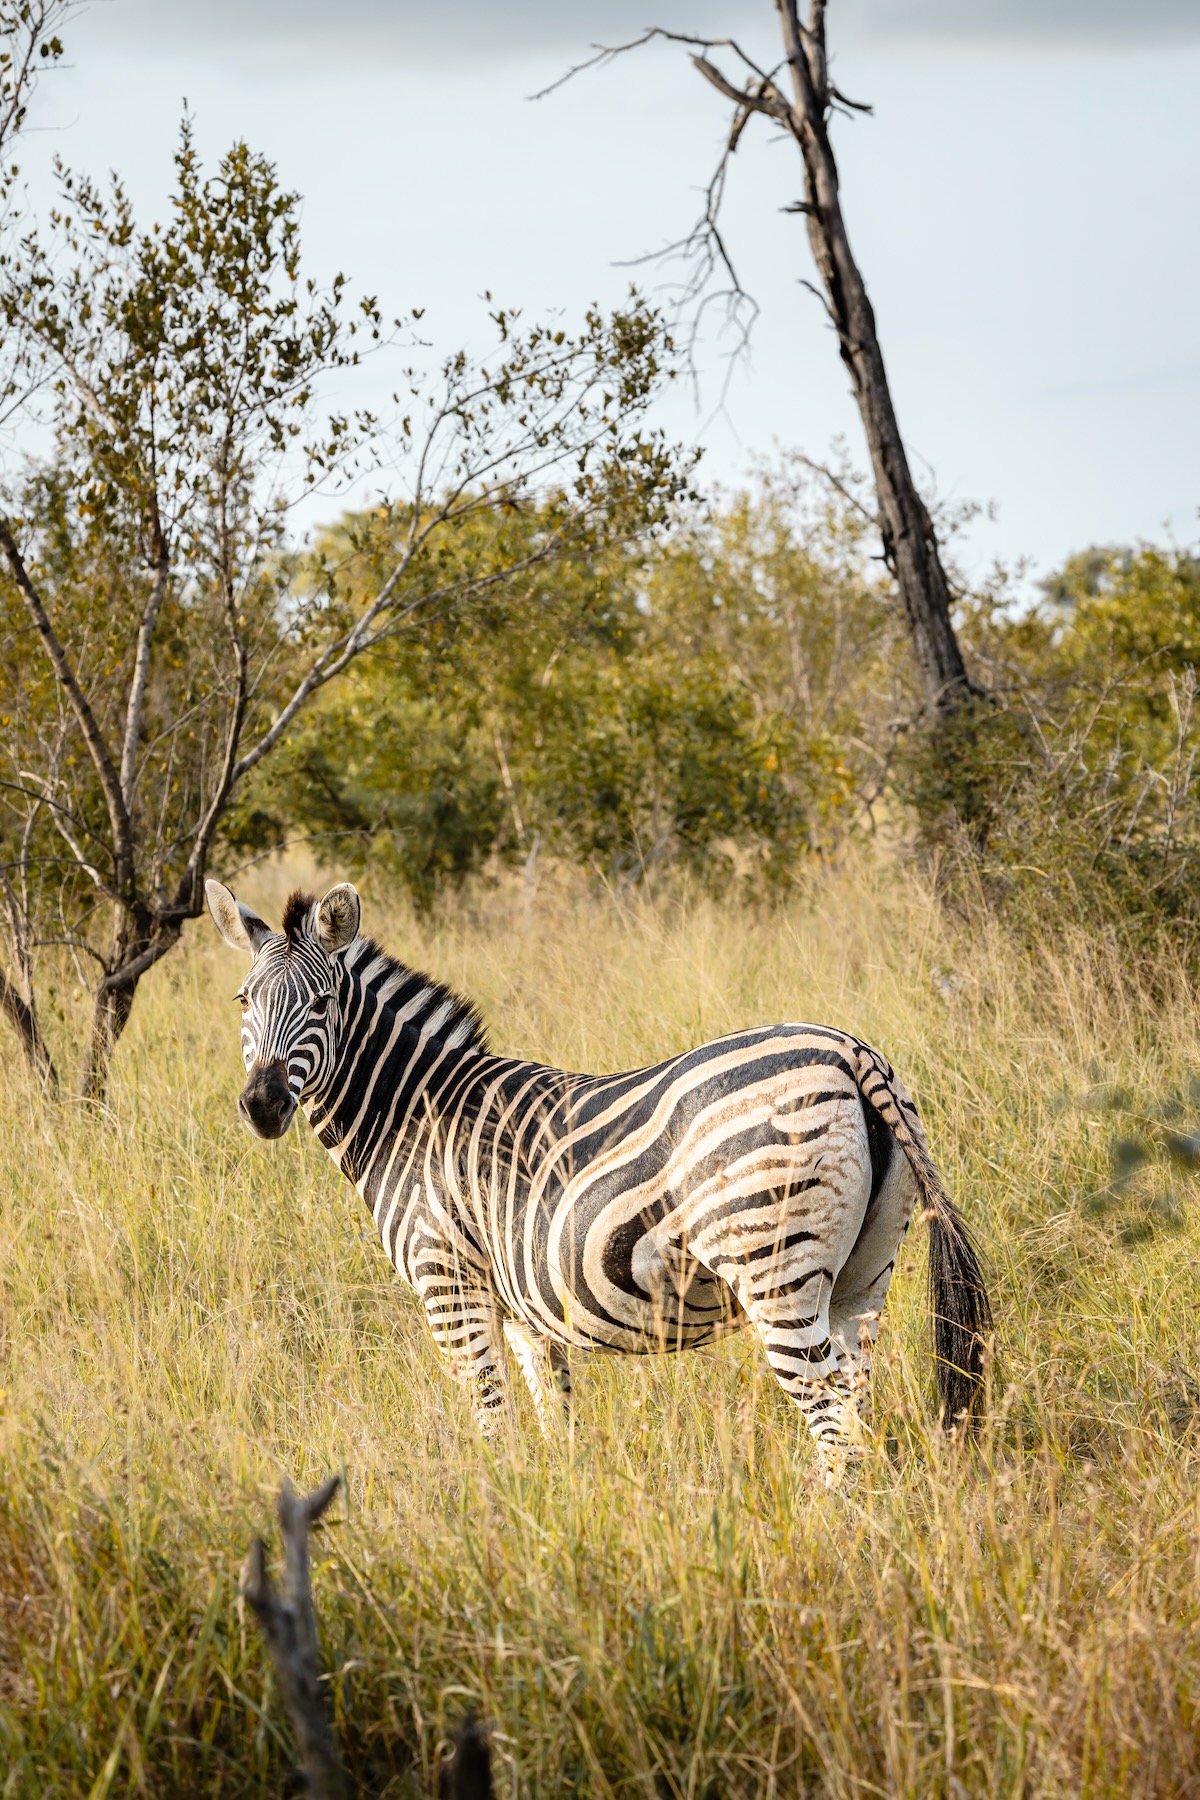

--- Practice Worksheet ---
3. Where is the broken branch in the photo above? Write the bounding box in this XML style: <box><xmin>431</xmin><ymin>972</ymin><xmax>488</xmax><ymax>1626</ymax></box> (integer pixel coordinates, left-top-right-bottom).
<box><xmin>242</xmin><ymin>1473</ymin><xmax>348</xmax><ymax>1800</ymax></box>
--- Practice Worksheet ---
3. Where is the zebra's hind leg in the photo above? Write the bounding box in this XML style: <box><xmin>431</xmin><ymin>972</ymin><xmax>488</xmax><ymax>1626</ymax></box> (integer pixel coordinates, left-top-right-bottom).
<box><xmin>503</xmin><ymin>1321</ymin><xmax>572</xmax><ymax>1435</ymax></box>
<box><xmin>741</xmin><ymin>1269</ymin><xmax>866</xmax><ymax>1486</ymax></box>
<box><xmin>826</xmin><ymin>1131</ymin><xmax>917</xmax><ymax>1437</ymax></box>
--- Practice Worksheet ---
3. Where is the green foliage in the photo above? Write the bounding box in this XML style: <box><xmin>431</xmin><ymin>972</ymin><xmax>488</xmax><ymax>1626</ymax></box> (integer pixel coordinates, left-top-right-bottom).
<box><xmin>907</xmin><ymin>546</ymin><xmax>1200</xmax><ymax>958</ymax></box>
<box><xmin>234</xmin><ymin>463</ymin><xmax>897</xmax><ymax>904</ymax></box>
<box><xmin>1045</xmin><ymin>545</ymin><xmax>1200</xmax><ymax>707</ymax></box>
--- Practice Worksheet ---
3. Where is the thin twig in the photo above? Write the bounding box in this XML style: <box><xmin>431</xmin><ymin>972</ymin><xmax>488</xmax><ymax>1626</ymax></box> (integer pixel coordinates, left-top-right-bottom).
<box><xmin>790</xmin><ymin>453</ymin><xmax>880</xmax><ymax>528</ymax></box>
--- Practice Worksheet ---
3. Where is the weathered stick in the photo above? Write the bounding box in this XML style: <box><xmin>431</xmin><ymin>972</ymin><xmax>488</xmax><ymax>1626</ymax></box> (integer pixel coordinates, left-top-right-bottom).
<box><xmin>242</xmin><ymin>1472</ymin><xmax>349</xmax><ymax>1800</ymax></box>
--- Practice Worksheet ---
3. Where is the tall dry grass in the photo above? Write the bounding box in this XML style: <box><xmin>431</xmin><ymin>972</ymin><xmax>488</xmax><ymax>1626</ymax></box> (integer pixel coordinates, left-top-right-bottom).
<box><xmin>2</xmin><ymin>857</ymin><xmax>1199</xmax><ymax>1796</ymax></box>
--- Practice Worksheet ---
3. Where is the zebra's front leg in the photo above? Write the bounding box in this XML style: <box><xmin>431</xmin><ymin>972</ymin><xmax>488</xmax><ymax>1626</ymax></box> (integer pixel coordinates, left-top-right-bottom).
<box><xmin>503</xmin><ymin>1321</ymin><xmax>572</xmax><ymax>1436</ymax></box>
<box><xmin>419</xmin><ymin>1275</ymin><xmax>510</xmax><ymax>1436</ymax></box>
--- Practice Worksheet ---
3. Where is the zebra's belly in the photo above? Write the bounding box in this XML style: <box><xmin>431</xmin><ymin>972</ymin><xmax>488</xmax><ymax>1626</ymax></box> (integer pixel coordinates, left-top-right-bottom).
<box><xmin>528</xmin><ymin>1222</ymin><xmax>746</xmax><ymax>1353</ymax></box>
<box><xmin>531</xmin><ymin>1270</ymin><xmax>745</xmax><ymax>1354</ymax></box>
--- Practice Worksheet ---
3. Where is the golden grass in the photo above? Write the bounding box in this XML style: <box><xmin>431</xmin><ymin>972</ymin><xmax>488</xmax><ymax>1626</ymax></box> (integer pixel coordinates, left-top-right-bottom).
<box><xmin>2</xmin><ymin>857</ymin><xmax>1200</xmax><ymax>1796</ymax></box>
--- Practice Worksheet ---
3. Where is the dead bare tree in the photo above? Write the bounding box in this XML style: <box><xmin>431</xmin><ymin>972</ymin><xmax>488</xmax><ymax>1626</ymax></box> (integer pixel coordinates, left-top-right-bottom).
<box><xmin>541</xmin><ymin>1</ymin><xmax>976</xmax><ymax>720</ymax></box>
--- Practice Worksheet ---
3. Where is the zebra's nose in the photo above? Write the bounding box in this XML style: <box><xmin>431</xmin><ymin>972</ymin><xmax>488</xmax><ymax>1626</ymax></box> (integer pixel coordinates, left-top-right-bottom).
<box><xmin>239</xmin><ymin>1059</ymin><xmax>296</xmax><ymax>1139</ymax></box>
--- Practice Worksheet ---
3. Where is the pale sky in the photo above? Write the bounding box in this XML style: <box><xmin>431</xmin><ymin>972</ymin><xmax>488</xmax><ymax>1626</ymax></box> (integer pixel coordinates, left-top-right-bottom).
<box><xmin>19</xmin><ymin>0</ymin><xmax>1200</xmax><ymax>586</ymax></box>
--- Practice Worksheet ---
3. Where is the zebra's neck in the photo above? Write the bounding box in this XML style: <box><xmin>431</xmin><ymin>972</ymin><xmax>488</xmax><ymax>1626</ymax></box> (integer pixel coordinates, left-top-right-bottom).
<box><xmin>302</xmin><ymin>936</ymin><xmax>488</xmax><ymax>1187</ymax></box>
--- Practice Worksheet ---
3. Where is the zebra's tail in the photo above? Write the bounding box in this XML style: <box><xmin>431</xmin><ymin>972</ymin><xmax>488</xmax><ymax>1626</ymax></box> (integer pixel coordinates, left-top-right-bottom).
<box><xmin>851</xmin><ymin>1043</ymin><xmax>992</xmax><ymax>1428</ymax></box>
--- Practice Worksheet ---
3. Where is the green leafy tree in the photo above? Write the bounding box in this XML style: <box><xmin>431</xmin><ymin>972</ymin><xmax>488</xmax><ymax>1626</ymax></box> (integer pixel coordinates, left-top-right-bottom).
<box><xmin>0</xmin><ymin>96</ymin><xmax>691</xmax><ymax>1094</ymax></box>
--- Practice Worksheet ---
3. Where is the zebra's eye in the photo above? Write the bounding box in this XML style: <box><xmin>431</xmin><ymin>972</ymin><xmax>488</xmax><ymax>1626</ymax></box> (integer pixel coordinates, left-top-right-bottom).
<box><xmin>236</xmin><ymin>993</ymin><xmax>249</xmax><ymax>1012</ymax></box>
<box><xmin>310</xmin><ymin>992</ymin><xmax>332</xmax><ymax>1016</ymax></box>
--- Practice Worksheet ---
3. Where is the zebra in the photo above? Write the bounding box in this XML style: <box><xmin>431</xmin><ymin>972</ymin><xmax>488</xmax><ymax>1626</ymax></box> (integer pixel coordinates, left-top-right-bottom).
<box><xmin>205</xmin><ymin>878</ymin><xmax>991</xmax><ymax>1473</ymax></box>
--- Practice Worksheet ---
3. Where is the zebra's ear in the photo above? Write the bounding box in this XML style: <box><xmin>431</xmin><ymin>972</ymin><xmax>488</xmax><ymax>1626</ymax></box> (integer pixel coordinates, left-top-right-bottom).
<box><xmin>315</xmin><ymin>883</ymin><xmax>361</xmax><ymax>955</ymax></box>
<box><xmin>205</xmin><ymin>879</ymin><xmax>273</xmax><ymax>955</ymax></box>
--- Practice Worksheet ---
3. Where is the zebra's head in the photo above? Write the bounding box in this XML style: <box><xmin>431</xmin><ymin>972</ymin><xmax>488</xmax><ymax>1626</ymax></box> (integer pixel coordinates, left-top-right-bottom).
<box><xmin>205</xmin><ymin>878</ymin><xmax>361</xmax><ymax>1139</ymax></box>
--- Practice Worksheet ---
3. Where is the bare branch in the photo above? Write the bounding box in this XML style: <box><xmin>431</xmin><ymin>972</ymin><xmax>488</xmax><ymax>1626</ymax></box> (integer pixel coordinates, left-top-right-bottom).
<box><xmin>791</xmin><ymin>453</ymin><xmax>880</xmax><ymax>528</ymax></box>
<box><xmin>31</xmin><ymin>933</ymin><xmax>107</xmax><ymax>965</ymax></box>
<box><xmin>690</xmin><ymin>55</ymin><xmax>788</xmax><ymax>124</ymax></box>
<box><xmin>241</xmin><ymin>1474</ymin><xmax>347</xmax><ymax>1800</ymax></box>
<box><xmin>528</xmin><ymin>27</ymin><xmax>663</xmax><ymax>101</ymax></box>
<box><xmin>228</xmin><ymin>542</ymin><xmax>416</xmax><ymax>783</ymax></box>
<box><xmin>97</xmin><ymin>931</ymin><xmax>182</xmax><ymax>994</ymax></box>
<box><xmin>797</xmin><ymin>277</ymin><xmax>837</xmax><ymax>327</ymax></box>
<box><xmin>0</xmin><ymin>514</ymin><xmax>135</xmax><ymax>896</ymax></box>
<box><xmin>537</xmin><ymin>35</ymin><xmax>789</xmax><ymax>392</ymax></box>
<box><xmin>120</xmin><ymin>540</ymin><xmax>170</xmax><ymax>805</ymax></box>
<box><xmin>529</xmin><ymin>25</ymin><xmax>781</xmax><ymax>104</ymax></box>
<box><xmin>829</xmin><ymin>84</ymin><xmax>873</xmax><ymax>116</ymax></box>
<box><xmin>0</xmin><ymin>775</ymin><xmax>109</xmax><ymax>851</ymax></box>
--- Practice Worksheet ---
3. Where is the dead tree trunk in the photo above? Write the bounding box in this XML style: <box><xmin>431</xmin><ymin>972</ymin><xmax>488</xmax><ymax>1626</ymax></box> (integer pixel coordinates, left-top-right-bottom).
<box><xmin>243</xmin><ymin>1473</ymin><xmax>496</xmax><ymax>1800</ymax></box>
<box><xmin>772</xmin><ymin>0</ymin><xmax>971</xmax><ymax>717</ymax></box>
<box><xmin>624</xmin><ymin>2</ymin><xmax>977</xmax><ymax>717</ymax></box>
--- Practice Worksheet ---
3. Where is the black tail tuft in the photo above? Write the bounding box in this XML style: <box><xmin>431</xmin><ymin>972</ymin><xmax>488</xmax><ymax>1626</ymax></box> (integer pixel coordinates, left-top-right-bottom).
<box><xmin>928</xmin><ymin>1203</ymin><xmax>992</xmax><ymax>1427</ymax></box>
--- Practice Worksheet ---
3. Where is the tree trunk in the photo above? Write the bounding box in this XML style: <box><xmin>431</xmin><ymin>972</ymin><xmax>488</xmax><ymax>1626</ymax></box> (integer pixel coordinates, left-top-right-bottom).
<box><xmin>0</xmin><ymin>967</ymin><xmax>59</xmax><ymax>1091</ymax></box>
<box><xmin>80</xmin><ymin>972</ymin><xmax>139</xmax><ymax>1102</ymax></box>
<box><xmin>78</xmin><ymin>919</ymin><xmax>182</xmax><ymax>1102</ymax></box>
<box><xmin>776</xmin><ymin>1</ymin><xmax>973</xmax><ymax>718</ymax></box>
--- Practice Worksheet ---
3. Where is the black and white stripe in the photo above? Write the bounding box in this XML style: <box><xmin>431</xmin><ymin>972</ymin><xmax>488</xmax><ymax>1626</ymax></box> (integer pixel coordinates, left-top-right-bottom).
<box><xmin>206</xmin><ymin>880</ymin><xmax>991</xmax><ymax>1472</ymax></box>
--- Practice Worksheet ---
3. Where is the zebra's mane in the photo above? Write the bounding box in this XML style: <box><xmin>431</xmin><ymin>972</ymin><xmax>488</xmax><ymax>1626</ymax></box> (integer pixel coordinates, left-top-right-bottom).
<box><xmin>282</xmin><ymin>888</ymin><xmax>317</xmax><ymax>943</ymax></box>
<box><xmin>341</xmin><ymin>933</ymin><xmax>490</xmax><ymax>1054</ymax></box>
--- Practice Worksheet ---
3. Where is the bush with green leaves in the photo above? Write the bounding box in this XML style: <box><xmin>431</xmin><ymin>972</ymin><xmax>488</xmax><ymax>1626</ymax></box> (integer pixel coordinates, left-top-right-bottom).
<box><xmin>906</xmin><ymin>545</ymin><xmax>1200</xmax><ymax>959</ymax></box>
<box><xmin>234</xmin><ymin>463</ymin><xmax>898</xmax><ymax>902</ymax></box>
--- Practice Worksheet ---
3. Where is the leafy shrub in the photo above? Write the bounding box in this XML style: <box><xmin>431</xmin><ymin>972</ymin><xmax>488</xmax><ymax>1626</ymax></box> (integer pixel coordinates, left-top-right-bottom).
<box><xmin>230</xmin><ymin>465</ymin><xmax>892</xmax><ymax>904</ymax></box>
<box><xmin>905</xmin><ymin>547</ymin><xmax>1200</xmax><ymax>963</ymax></box>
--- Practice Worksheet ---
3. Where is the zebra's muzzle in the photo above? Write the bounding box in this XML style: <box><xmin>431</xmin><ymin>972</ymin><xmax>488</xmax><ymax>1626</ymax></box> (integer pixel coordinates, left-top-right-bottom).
<box><xmin>239</xmin><ymin>1059</ymin><xmax>297</xmax><ymax>1139</ymax></box>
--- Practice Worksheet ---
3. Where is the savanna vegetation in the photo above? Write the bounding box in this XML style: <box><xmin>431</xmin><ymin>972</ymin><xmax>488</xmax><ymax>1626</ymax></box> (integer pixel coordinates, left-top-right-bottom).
<box><xmin>4</xmin><ymin>864</ymin><xmax>1200</xmax><ymax>1796</ymax></box>
<box><xmin>235</xmin><ymin>479</ymin><xmax>1200</xmax><ymax>966</ymax></box>
<box><xmin>2</xmin><ymin>1</ymin><xmax>1200</xmax><ymax>1794</ymax></box>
